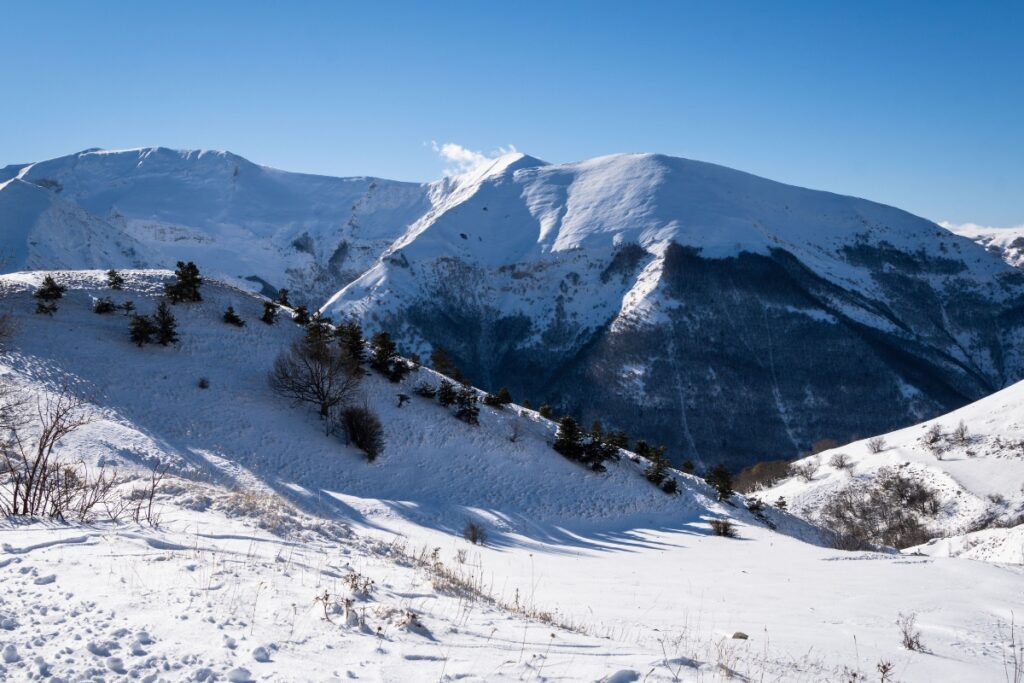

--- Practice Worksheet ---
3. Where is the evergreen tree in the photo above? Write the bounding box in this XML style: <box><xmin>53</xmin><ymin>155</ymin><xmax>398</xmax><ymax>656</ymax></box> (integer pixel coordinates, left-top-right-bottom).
<box><xmin>335</xmin><ymin>319</ymin><xmax>365</xmax><ymax>364</ymax></box>
<box><xmin>605</xmin><ymin>430</ymin><xmax>629</xmax><ymax>450</ymax></box>
<box><xmin>643</xmin><ymin>445</ymin><xmax>669</xmax><ymax>485</ymax></box>
<box><xmin>35</xmin><ymin>302</ymin><xmax>57</xmax><ymax>316</ymax></box>
<box><xmin>408</xmin><ymin>352</ymin><xmax>421</xmax><ymax>368</ymax></box>
<box><xmin>538</xmin><ymin>403</ymin><xmax>554</xmax><ymax>419</ymax></box>
<box><xmin>223</xmin><ymin>306</ymin><xmax>245</xmax><ymax>327</ymax></box>
<box><xmin>437</xmin><ymin>379</ymin><xmax>457</xmax><ymax>407</ymax></box>
<box><xmin>705</xmin><ymin>464</ymin><xmax>735</xmax><ymax>501</ymax></box>
<box><xmin>495</xmin><ymin>387</ymin><xmax>513</xmax><ymax>405</ymax></box>
<box><xmin>120</xmin><ymin>300</ymin><xmax>135</xmax><ymax>316</ymax></box>
<box><xmin>260</xmin><ymin>301</ymin><xmax>277</xmax><ymax>325</ymax></box>
<box><xmin>164</xmin><ymin>261</ymin><xmax>203</xmax><ymax>303</ymax></box>
<box><xmin>454</xmin><ymin>384</ymin><xmax>480</xmax><ymax>424</ymax></box>
<box><xmin>304</xmin><ymin>313</ymin><xmax>332</xmax><ymax>345</ymax></box>
<box><xmin>129</xmin><ymin>314</ymin><xmax>157</xmax><ymax>347</ymax></box>
<box><xmin>276</xmin><ymin>288</ymin><xmax>290</xmax><ymax>307</ymax></box>
<box><xmin>106</xmin><ymin>269</ymin><xmax>125</xmax><ymax>290</ymax></box>
<box><xmin>680</xmin><ymin>460</ymin><xmax>695</xmax><ymax>474</ymax></box>
<box><xmin>429</xmin><ymin>346</ymin><xmax>463</xmax><ymax>382</ymax></box>
<box><xmin>292</xmin><ymin>305</ymin><xmax>310</xmax><ymax>325</ymax></box>
<box><xmin>521</xmin><ymin>398</ymin><xmax>532</xmax><ymax>410</ymax></box>
<box><xmin>369</xmin><ymin>331</ymin><xmax>397</xmax><ymax>372</ymax></box>
<box><xmin>94</xmin><ymin>297</ymin><xmax>117</xmax><ymax>314</ymax></box>
<box><xmin>35</xmin><ymin>275</ymin><xmax>66</xmax><ymax>302</ymax></box>
<box><xmin>154</xmin><ymin>301</ymin><xmax>179</xmax><ymax>346</ymax></box>
<box><xmin>553</xmin><ymin>417</ymin><xmax>584</xmax><ymax>461</ymax></box>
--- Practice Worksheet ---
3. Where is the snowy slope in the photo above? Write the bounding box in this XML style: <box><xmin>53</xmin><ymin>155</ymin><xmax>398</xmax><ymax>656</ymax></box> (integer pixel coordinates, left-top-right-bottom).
<box><xmin>944</xmin><ymin>222</ymin><xmax>1024</xmax><ymax>271</ymax></box>
<box><xmin>1</xmin><ymin>272</ymin><xmax>1023</xmax><ymax>681</ymax></box>
<box><xmin>760</xmin><ymin>381</ymin><xmax>1024</xmax><ymax>563</ymax></box>
<box><xmin>5</xmin><ymin>147</ymin><xmax>1024</xmax><ymax>470</ymax></box>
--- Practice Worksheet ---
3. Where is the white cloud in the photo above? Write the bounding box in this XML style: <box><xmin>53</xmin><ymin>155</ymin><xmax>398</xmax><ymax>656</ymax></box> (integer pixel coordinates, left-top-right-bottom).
<box><xmin>429</xmin><ymin>141</ymin><xmax>518</xmax><ymax>175</ymax></box>
<box><xmin>939</xmin><ymin>221</ymin><xmax>1024</xmax><ymax>236</ymax></box>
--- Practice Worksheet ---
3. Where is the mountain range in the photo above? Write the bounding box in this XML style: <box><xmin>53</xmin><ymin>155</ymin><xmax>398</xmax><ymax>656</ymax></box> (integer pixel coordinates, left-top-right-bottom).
<box><xmin>3</xmin><ymin>147</ymin><xmax>1024</xmax><ymax>468</ymax></box>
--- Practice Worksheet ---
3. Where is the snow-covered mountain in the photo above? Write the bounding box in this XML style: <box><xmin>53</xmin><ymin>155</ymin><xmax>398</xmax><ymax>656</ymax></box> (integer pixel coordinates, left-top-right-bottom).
<box><xmin>943</xmin><ymin>222</ymin><xmax>1024</xmax><ymax>271</ymax></box>
<box><xmin>2</xmin><ymin>271</ymin><xmax>1022</xmax><ymax>682</ymax></box>
<box><xmin>759</xmin><ymin>380</ymin><xmax>1024</xmax><ymax>563</ymax></box>
<box><xmin>4</xmin><ymin>148</ymin><xmax>1024</xmax><ymax>469</ymax></box>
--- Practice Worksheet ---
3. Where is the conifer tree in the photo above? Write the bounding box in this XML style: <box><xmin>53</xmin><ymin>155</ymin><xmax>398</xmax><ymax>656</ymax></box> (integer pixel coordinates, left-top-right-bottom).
<box><xmin>106</xmin><ymin>269</ymin><xmax>125</xmax><ymax>290</ymax></box>
<box><xmin>495</xmin><ymin>387</ymin><xmax>513</xmax><ymax>405</ymax></box>
<box><xmin>94</xmin><ymin>297</ymin><xmax>117</xmax><ymax>314</ymax></box>
<box><xmin>370</xmin><ymin>331</ymin><xmax>397</xmax><ymax>372</ymax></box>
<box><xmin>260</xmin><ymin>301</ymin><xmax>277</xmax><ymax>325</ymax></box>
<box><xmin>705</xmin><ymin>464</ymin><xmax>734</xmax><ymax>501</ymax></box>
<box><xmin>538</xmin><ymin>403</ymin><xmax>554</xmax><ymax>419</ymax></box>
<box><xmin>276</xmin><ymin>288</ymin><xmax>290</xmax><ymax>307</ymax></box>
<box><xmin>429</xmin><ymin>346</ymin><xmax>463</xmax><ymax>382</ymax></box>
<box><xmin>437</xmin><ymin>379</ymin><xmax>457</xmax><ymax>407</ymax></box>
<box><xmin>335</xmin><ymin>319</ymin><xmax>366</xmax><ymax>364</ymax></box>
<box><xmin>154</xmin><ymin>301</ymin><xmax>179</xmax><ymax>346</ymax></box>
<box><xmin>121</xmin><ymin>300</ymin><xmax>135</xmax><ymax>316</ymax></box>
<box><xmin>223</xmin><ymin>306</ymin><xmax>245</xmax><ymax>327</ymax></box>
<box><xmin>165</xmin><ymin>261</ymin><xmax>203</xmax><ymax>303</ymax></box>
<box><xmin>553</xmin><ymin>416</ymin><xmax>584</xmax><ymax>461</ymax></box>
<box><xmin>293</xmin><ymin>305</ymin><xmax>310</xmax><ymax>325</ymax></box>
<box><xmin>129</xmin><ymin>314</ymin><xmax>157</xmax><ymax>347</ymax></box>
<box><xmin>605</xmin><ymin>430</ymin><xmax>629</xmax><ymax>450</ymax></box>
<box><xmin>304</xmin><ymin>313</ymin><xmax>333</xmax><ymax>347</ymax></box>
<box><xmin>35</xmin><ymin>275</ymin><xmax>66</xmax><ymax>302</ymax></box>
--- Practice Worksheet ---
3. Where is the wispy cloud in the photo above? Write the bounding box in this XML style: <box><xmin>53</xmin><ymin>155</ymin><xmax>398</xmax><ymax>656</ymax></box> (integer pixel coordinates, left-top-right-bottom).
<box><xmin>939</xmin><ymin>221</ymin><xmax>1024</xmax><ymax>235</ymax></box>
<box><xmin>429</xmin><ymin>141</ymin><xmax>518</xmax><ymax>175</ymax></box>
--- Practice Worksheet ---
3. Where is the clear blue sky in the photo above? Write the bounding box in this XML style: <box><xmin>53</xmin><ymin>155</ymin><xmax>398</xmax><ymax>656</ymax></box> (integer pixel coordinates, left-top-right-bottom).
<box><xmin>1</xmin><ymin>1</ymin><xmax>1021</xmax><ymax>225</ymax></box>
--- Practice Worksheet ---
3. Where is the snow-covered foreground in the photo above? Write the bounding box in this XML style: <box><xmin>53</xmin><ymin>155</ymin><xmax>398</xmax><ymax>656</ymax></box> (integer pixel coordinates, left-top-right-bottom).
<box><xmin>2</xmin><ymin>272</ymin><xmax>1023</xmax><ymax>682</ymax></box>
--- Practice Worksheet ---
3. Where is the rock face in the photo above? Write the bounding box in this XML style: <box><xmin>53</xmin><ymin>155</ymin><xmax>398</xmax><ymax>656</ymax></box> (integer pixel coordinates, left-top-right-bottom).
<box><xmin>4</xmin><ymin>147</ymin><xmax>1024</xmax><ymax>468</ymax></box>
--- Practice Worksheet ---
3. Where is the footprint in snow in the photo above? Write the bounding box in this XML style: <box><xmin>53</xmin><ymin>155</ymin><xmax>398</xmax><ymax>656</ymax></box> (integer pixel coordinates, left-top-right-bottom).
<box><xmin>33</xmin><ymin>574</ymin><xmax>56</xmax><ymax>585</ymax></box>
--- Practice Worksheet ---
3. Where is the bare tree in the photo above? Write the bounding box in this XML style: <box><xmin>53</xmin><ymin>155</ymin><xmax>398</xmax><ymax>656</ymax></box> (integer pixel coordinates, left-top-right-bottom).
<box><xmin>268</xmin><ymin>337</ymin><xmax>362</xmax><ymax>432</ymax></box>
<box><xmin>0</xmin><ymin>385</ymin><xmax>103</xmax><ymax>519</ymax></box>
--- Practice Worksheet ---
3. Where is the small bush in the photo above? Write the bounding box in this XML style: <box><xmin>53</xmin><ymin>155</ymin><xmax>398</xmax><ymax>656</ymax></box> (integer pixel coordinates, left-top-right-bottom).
<box><xmin>951</xmin><ymin>420</ymin><xmax>970</xmax><ymax>446</ymax></box>
<box><xmin>197</xmin><ymin>377</ymin><xmax>210</xmax><ymax>389</ymax></box>
<box><xmin>223</xmin><ymin>306</ymin><xmax>245</xmax><ymax>327</ymax></box>
<box><xmin>867</xmin><ymin>436</ymin><xmax>887</xmax><ymax>454</ymax></box>
<box><xmin>709</xmin><ymin>519</ymin><xmax>737</xmax><ymax>538</ymax></box>
<box><xmin>482</xmin><ymin>393</ymin><xmax>505</xmax><ymax>408</ymax></box>
<box><xmin>538</xmin><ymin>403</ymin><xmax>553</xmax><ymax>419</ymax></box>
<box><xmin>790</xmin><ymin>460</ymin><xmax>818</xmax><ymax>482</ymax></box>
<box><xmin>35</xmin><ymin>301</ymin><xmax>57</xmax><ymax>316</ymax></box>
<box><xmin>829</xmin><ymin>452</ymin><xmax>852</xmax><ymax>471</ymax></box>
<box><xmin>437</xmin><ymin>380</ymin><xmax>457</xmax><ymax>407</ymax></box>
<box><xmin>661</xmin><ymin>478</ymin><xmax>678</xmax><ymax>494</ymax></box>
<box><xmin>260</xmin><ymin>301</ymin><xmax>277</xmax><ymax>325</ymax></box>
<box><xmin>462</xmin><ymin>520</ymin><xmax>487</xmax><ymax>545</ymax></box>
<box><xmin>94</xmin><ymin>297</ymin><xmax>117</xmax><ymax>314</ymax></box>
<box><xmin>107</xmin><ymin>269</ymin><xmax>125</xmax><ymax>290</ymax></box>
<box><xmin>897</xmin><ymin>612</ymin><xmax>924</xmax><ymax>651</ymax></box>
<box><xmin>341</xmin><ymin>405</ymin><xmax>385</xmax><ymax>461</ymax></box>
<box><xmin>413</xmin><ymin>382</ymin><xmax>437</xmax><ymax>399</ymax></box>
<box><xmin>705</xmin><ymin>464</ymin><xmax>735</xmax><ymax>501</ymax></box>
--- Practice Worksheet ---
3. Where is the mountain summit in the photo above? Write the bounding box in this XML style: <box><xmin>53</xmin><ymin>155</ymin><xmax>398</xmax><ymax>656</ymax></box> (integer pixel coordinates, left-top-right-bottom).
<box><xmin>3</xmin><ymin>147</ymin><xmax>1023</xmax><ymax>466</ymax></box>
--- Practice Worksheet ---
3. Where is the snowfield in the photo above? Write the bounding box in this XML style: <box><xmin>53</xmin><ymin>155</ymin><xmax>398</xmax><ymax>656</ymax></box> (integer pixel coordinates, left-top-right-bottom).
<box><xmin>0</xmin><ymin>271</ymin><xmax>1022</xmax><ymax>681</ymax></box>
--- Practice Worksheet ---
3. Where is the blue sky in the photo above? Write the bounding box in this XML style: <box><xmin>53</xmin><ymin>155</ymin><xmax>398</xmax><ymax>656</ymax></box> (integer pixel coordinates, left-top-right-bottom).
<box><xmin>1</xmin><ymin>1</ymin><xmax>1020</xmax><ymax>226</ymax></box>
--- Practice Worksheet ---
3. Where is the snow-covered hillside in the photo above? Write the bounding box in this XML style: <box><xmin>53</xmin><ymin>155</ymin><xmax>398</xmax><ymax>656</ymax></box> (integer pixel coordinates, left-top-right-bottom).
<box><xmin>944</xmin><ymin>222</ymin><xmax>1024</xmax><ymax>271</ymax></box>
<box><xmin>1</xmin><ymin>271</ymin><xmax>1023</xmax><ymax>681</ymax></box>
<box><xmin>5</xmin><ymin>148</ymin><xmax>1024</xmax><ymax>471</ymax></box>
<box><xmin>760</xmin><ymin>381</ymin><xmax>1024</xmax><ymax>563</ymax></box>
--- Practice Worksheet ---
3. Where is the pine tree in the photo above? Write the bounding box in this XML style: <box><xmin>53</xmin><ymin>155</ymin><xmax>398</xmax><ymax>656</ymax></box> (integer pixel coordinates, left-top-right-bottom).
<box><xmin>705</xmin><ymin>464</ymin><xmax>734</xmax><ymax>501</ymax></box>
<box><xmin>94</xmin><ymin>297</ymin><xmax>117</xmax><ymax>314</ymax></box>
<box><xmin>643</xmin><ymin>445</ymin><xmax>669</xmax><ymax>485</ymax></box>
<box><xmin>454</xmin><ymin>384</ymin><xmax>480</xmax><ymax>424</ymax></box>
<box><xmin>335</xmin><ymin>319</ymin><xmax>366</xmax><ymax>364</ymax></box>
<box><xmin>553</xmin><ymin>417</ymin><xmax>584</xmax><ymax>461</ymax></box>
<box><xmin>429</xmin><ymin>346</ymin><xmax>463</xmax><ymax>382</ymax></box>
<box><xmin>106</xmin><ymin>269</ymin><xmax>125</xmax><ymax>290</ymax></box>
<box><xmin>120</xmin><ymin>300</ymin><xmax>135</xmax><ymax>316</ymax></box>
<box><xmin>538</xmin><ymin>403</ymin><xmax>554</xmax><ymax>419</ymax></box>
<box><xmin>153</xmin><ymin>301</ymin><xmax>179</xmax><ymax>346</ymax></box>
<box><xmin>293</xmin><ymin>305</ymin><xmax>310</xmax><ymax>325</ymax></box>
<box><xmin>260</xmin><ymin>301</ymin><xmax>277</xmax><ymax>325</ymax></box>
<box><xmin>495</xmin><ymin>387</ymin><xmax>513</xmax><ymax>405</ymax></box>
<box><xmin>605</xmin><ymin>430</ymin><xmax>629</xmax><ymax>449</ymax></box>
<box><xmin>521</xmin><ymin>398</ymin><xmax>532</xmax><ymax>410</ymax></box>
<box><xmin>304</xmin><ymin>313</ymin><xmax>332</xmax><ymax>345</ymax></box>
<box><xmin>129</xmin><ymin>314</ymin><xmax>157</xmax><ymax>347</ymax></box>
<box><xmin>223</xmin><ymin>306</ymin><xmax>245</xmax><ymax>327</ymax></box>
<box><xmin>437</xmin><ymin>379</ymin><xmax>457</xmax><ymax>407</ymax></box>
<box><xmin>276</xmin><ymin>288</ymin><xmax>290</xmax><ymax>307</ymax></box>
<box><xmin>35</xmin><ymin>275</ymin><xmax>66</xmax><ymax>302</ymax></box>
<box><xmin>165</xmin><ymin>261</ymin><xmax>202</xmax><ymax>303</ymax></box>
<box><xmin>369</xmin><ymin>331</ymin><xmax>397</xmax><ymax>372</ymax></box>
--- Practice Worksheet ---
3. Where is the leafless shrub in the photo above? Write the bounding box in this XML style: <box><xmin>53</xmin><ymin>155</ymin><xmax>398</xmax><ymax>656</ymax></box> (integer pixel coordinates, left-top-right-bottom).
<box><xmin>818</xmin><ymin>468</ymin><xmax>939</xmax><ymax>550</ymax></box>
<box><xmin>463</xmin><ymin>519</ymin><xmax>487</xmax><ymax>545</ymax></box>
<box><xmin>734</xmin><ymin>459</ymin><xmax>791</xmax><ymax>492</ymax></box>
<box><xmin>867</xmin><ymin>437</ymin><xmax>886</xmax><ymax>454</ymax></box>
<box><xmin>897</xmin><ymin>612</ymin><xmax>924</xmax><ymax>651</ymax></box>
<box><xmin>1002</xmin><ymin>613</ymin><xmax>1023</xmax><ymax>683</ymax></box>
<box><xmin>268</xmin><ymin>337</ymin><xmax>361</xmax><ymax>433</ymax></box>
<box><xmin>128</xmin><ymin>465</ymin><xmax>166</xmax><ymax>526</ymax></box>
<box><xmin>339</xmin><ymin>405</ymin><xmax>384</xmax><ymax>461</ymax></box>
<box><xmin>791</xmin><ymin>460</ymin><xmax>819</xmax><ymax>482</ymax></box>
<box><xmin>829</xmin><ymin>453</ymin><xmax>853</xmax><ymax>471</ymax></box>
<box><xmin>344</xmin><ymin>571</ymin><xmax>375</xmax><ymax>599</ymax></box>
<box><xmin>709</xmin><ymin>519</ymin><xmax>737</xmax><ymax>538</ymax></box>
<box><xmin>877</xmin><ymin>661</ymin><xmax>896</xmax><ymax>682</ymax></box>
<box><xmin>921</xmin><ymin>424</ymin><xmax>947</xmax><ymax>459</ymax></box>
<box><xmin>951</xmin><ymin>420</ymin><xmax>970</xmax><ymax>446</ymax></box>
<box><xmin>0</xmin><ymin>385</ymin><xmax>116</xmax><ymax>521</ymax></box>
